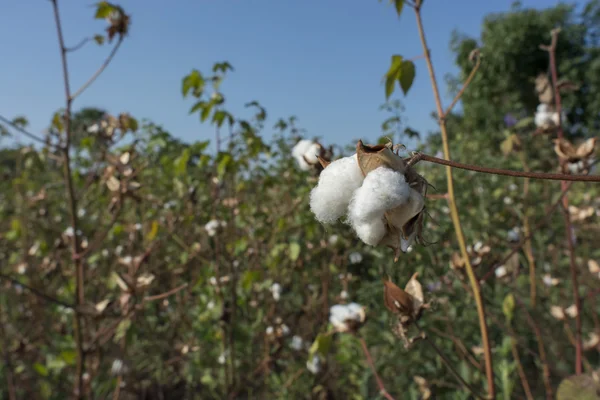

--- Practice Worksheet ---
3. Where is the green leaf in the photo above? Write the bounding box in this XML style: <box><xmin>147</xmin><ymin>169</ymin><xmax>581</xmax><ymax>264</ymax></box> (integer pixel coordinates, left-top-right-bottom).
<box><xmin>182</xmin><ymin>70</ymin><xmax>205</xmax><ymax>98</ymax></box>
<box><xmin>147</xmin><ymin>221</ymin><xmax>159</xmax><ymax>241</ymax></box>
<box><xmin>212</xmin><ymin>62</ymin><xmax>234</xmax><ymax>73</ymax></box>
<box><xmin>217</xmin><ymin>153</ymin><xmax>232</xmax><ymax>178</ymax></box>
<box><xmin>12</xmin><ymin>116</ymin><xmax>28</xmax><ymax>128</ymax></box>
<box><xmin>502</xmin><ymin>293</ymin><xmax>515</xmax><ymax>323</ymax></box>
<box><xmin>557</xmin><ymin>371</ymin><xmax>600</xmax><ymax>400</ymax></box>
<box><xmin>95</xmin><ymin>2</ymin><xmax>115</xmax><ymax>19</ymax></box>
<box><xmin>174</xmin><ymin>148</ymin><xmax>191</xmax><ymax>175</ymax></box>
<box><xmin>189</xmin><ymin>101</ymin><xmax>206</xmax><ymax>115</ymax></box>
<box><xmin>114</xmin><ymin>319</ymin><xmax>131</xmax><ymax>343</ymax></box>
<box><xmin>392</xmin><ymin>0</ymin><xmax>404</xmax><ymax>16</ymax></box>
<box><xmin>33</xmin><ymin>362</ymin><xmax>49</xmax><ymax>377</ymax></box>
<box><xmin>241</xmin><ymin>270</ymin><xmax>262</xmax><ymax>291</ymax></box>
<box><xmin>308</xmin><ymin>333</ymin><xmax>332</xmax><ymax>360</ymax></box>
<box><xmin>52</xmin><ymin>112</ymin><xmax>64</xmax><ymax>133</ymax></box>
<box><xmin>93</xmin><ymin>34</ymin><xmax>105</xmax><ymax>45</ymax></box>
<box><xmin>59</xmin><ymin>350</ymin><xmax>77</xmax><ymax>366</ymax></box>
<box><xmin>201</xmin><ymin>103</ymin><xmax>213</xmax><ymax>122</ymax></box>
<box><xmin>399</xmin><ymin>60</ymin><xmax>415</xmax><ymax>95</ymax></box>
<box><xmin>384</xmin><ymin>55</ymin><xmax>403</xmax><ymax>99</ymax></box>
<box><xmin>289</xmin><ymin>242</ymin><xmax>301</xmax><ymax>261</ymax></box>
<box><xmin>212</xmin><ymin>110</ymin><xmax>232</xmax><ymax>128</ymax></box>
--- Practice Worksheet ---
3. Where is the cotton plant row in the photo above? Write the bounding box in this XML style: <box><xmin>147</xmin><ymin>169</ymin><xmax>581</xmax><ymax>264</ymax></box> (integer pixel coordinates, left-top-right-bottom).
<box><xmin>309</xmin><ymin>140</ymin><xmax>428</xmax><ymax>259</ymax></box>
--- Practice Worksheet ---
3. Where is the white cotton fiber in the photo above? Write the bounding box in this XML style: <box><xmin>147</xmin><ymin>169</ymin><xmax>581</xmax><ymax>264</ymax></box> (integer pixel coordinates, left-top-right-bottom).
<box><xmin>352</xmin><ymin>218</ymin><xmax>387</xmax><ymax>246</ymax></box>
<box><xmin>304</xmin><ymin>143</ymin><xmax>322</xmax><ymax>164</ymax></box>
<box><xmin>292</xmin><ymin>139</ymin><xmax>317</xmax><ymax>170</ymax></box>
<box><xmin>348</xmin><ymin>167</ymin><xmax>410</xmax><ymax>221</ymax></box>
<box><xmin>310</xmin><ymin>154</ymin><xmax>364</xmax><ymax>224</ymax></box>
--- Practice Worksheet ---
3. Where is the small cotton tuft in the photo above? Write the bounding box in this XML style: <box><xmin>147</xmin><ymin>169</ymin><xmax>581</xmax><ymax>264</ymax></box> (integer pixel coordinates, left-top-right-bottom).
<box><xmin>310</xmin><ymin>154</ymin><xmax>364</xmax><ymax>224</ymax></box>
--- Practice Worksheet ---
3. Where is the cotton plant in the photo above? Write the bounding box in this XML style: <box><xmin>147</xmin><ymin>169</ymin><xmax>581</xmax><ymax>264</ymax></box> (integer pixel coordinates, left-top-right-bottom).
<box><xmin>534</xmin><ymin>103</ymin><xmax>565</xmax><ymax>130</ymax></box>
<box><xmin>204</xmin><ymin>219</ymin><xmax>226</xmax><ymax>237</ymax></box>
<box><xmin>329</xmin><ymin>302</ymin><xmax>366</xmax><ymax>333</ymax></box>
<box><xmin>310</xmin><ymin>140</ymin><xmax>428</xmax><ymax>260</ymax></box>
<box><xmin>291</xmin><ymin>138</ymin><xmax>332</xmax><ymax>171</ymax></box>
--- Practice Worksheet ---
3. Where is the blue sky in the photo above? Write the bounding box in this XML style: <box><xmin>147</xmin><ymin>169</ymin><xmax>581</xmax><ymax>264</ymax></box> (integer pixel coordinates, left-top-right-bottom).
<box><xmin>1</xmin><ymin>0</ymin><xmax>558</xmax><ymax>149</ymax></box>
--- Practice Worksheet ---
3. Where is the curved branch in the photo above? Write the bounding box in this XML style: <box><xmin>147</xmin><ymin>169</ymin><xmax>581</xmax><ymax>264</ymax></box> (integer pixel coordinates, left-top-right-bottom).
<box><xmin>66</xmin><ymin>37</ymin><xmax>91</xmax><ymax>52</ymax></box>
<box><xmin>0</xmin><ymin>115</ymin><xmax>49</xmax><ymax>146</ymax></box>
<box><xmin>444</xmin><ymin>54</ymin><xmax>481</xmax><ymax>117</ymax></box>
<box><xmin>418</xmin><ymin>153</ymin><xmax>600</xmax><ymax>182</ymax></box>
<box><xmin>71</xmin><ymin>37</ymin><xmax>123</xmax><ymax>101</ymax></box>
<box><xmin>359</xmin><ymin>337</ymin><xmax>395</xmax><ymax>400</ymax></box>
<box><xmin>0</xmin><ymin>273</ymin><xmax>74</xmax><ymax>309</ymax></box>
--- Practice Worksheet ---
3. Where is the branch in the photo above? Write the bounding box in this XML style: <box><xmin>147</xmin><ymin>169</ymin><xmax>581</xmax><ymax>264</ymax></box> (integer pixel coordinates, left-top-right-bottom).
<box><xmin>417</xmin><ymin>153</ymin><xmax>600</xmax><ymax>182</ymax></box>
<box><xmin>444</xmin><ymin>52</ymin><xmax>481</xmax><ymax>117</ymax></box>
<box><xmin>544</xmin><ymin>27</ymin><xmax>583</xmax><ymax>374</ymax></box>
<box><xmin>144</xmin><ymin>283</ymin><xmax>189</xmax><ymax>302</ymax></box>
<box><xmin>412</xmin><ymin>4</ymin><xmax>495</xmax><ymax>397</ymax></box>
<box><xmin>358</xmin><ymin>337</ymin><xmax>395</xmax><ymax>400</ymax></box>
<box><xmin>66</xmin><ymin>37</ymin><xmax>91</xmax><ymax>52</ymax></box>
<box><xmin>70</xmin><ymin>37</ymin><xmax>123</xmax><ymax>101</ymax></box>
<box><xmin>0</xmin><ymin>114</ymin><xmax>50</xmax><ymax>146</ymax></box>
<box><xmin>50</xmin><ymin>1</ymin><xmax>86</xmax><ymax>397</ymax></box>
<box><xmin>0</xmin><ymin>273</ymin><xmax>75</xmax><ymax>309</ymax></box>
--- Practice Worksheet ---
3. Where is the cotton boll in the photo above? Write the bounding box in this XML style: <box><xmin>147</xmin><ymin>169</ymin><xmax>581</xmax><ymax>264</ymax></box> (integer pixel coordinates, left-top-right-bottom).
<box><xmin>310</xmin><ymin>155</ymin><xmax>364</xmax><ymax>224</ymax></box>
<box><xmin>292</xmin><ymin>140</ymin><xmax>315</xmax><ymax>170</ymax></box>
<box><xmin>304</xmin><ymin>143</ymin><xmax>322</xmax><ymax>165</ymax></box>
<box><xmin>535</xmin><ymin>104</ymin><xmax>553</xmax><ymax>128</ymax></box>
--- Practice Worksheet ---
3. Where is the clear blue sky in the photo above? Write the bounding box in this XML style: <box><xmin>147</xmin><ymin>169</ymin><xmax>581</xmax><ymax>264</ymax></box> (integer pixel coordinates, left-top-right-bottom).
<box><xmin>1</xmin><ymin>0</ymin><xmax>558</xmax><ymax>148</ymax></box>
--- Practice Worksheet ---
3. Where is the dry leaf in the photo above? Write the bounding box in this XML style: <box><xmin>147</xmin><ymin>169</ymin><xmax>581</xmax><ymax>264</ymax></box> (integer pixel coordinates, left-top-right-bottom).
<box><xmin>588</xmin><ymin>259</ymin><xmax>600</xmax><ymax>274</ymax></box>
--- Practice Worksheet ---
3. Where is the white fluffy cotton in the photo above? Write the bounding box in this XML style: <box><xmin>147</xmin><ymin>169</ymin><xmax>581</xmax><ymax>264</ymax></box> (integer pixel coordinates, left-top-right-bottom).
<box><xmin>534</xmin><ymin>104</ymin><xmax>566</xmax><ymax>129</ymax></box>
<box><xmin>329</xmin><ymin>302</ymin><xmax>366</xmax><ymax>333</ymax></box>
<box><xmin>292</xmin><ymin>139</ymin><xmax>321</xmax><ymax>170</ymax></box>
<box><xmin>309</xmin><ymin>154</ymin><xmax>364</xmax><ymax>224</ymax></box>
<box><xmin>347</xmin><ymin>167</ymin><xmax>411</xmax><ymax>246</ymax></box>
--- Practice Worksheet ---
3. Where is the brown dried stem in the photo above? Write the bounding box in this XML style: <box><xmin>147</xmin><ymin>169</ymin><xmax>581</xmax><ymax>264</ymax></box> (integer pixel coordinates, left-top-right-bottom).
<box><xmin>358</xmin><ymin>337</ymin><xmax>396</xmax><ymax>400</ymax></box>
<box><xmin>412</xmin><ymin>1</ymin><xmax>495</xmax><ymax>397</ymax></box>
<box><xmin>417</xmin><ymin>153</ymin><xmax>600</xmax><ymax>182</ymax></box>
<box><xmin>50</xmin><ymin>1</ymin><xmax>86</xmax><ymax>396</ymax></box>
<box><xmin>71</xmin><ymin>37</ymin><xmax>123</xmax><ymax>100</ymax></box>
<box><xmin>545</xmin><ymin>27</ymin><xmax>583</xmax><ymax>374</ymax></box>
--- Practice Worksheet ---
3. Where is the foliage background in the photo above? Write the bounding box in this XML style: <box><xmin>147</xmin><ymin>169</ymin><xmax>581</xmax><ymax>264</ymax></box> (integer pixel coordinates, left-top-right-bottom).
<box><xmin>1</xmin><ymin>1</ymin><xmax>600</xmax><ymax>399</ymax></box>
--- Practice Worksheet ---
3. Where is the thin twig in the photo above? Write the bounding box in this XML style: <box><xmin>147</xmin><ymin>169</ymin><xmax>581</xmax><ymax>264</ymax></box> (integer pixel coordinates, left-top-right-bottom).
<box><xmin>508</xmin><ymin>330</ymin><xmax>534</xmax><ymax>400</ymax></box>
<box><xmin>71</xmin><ymin>37</ymin><xmax>123</xmax><ymax>101</ymax></box>
<box><xmin>358</xmin><ymin>337</ymin><xmax>395</xmax><ymax>400</ymax></box>
<box><xmin>0</xmin><ymin>273</ymin><xmax>75</xmax><ymax>309</ymax></box>
<box><xmin>144</xmin><ymin>283</ymin><xmax>188</xmax><ymax>302</ymax></box>
<box><xmin>412</xmin><ymin>2</ymin><xmax>495</xmax><ymax>397</ymax></box>
<box><xmin>545</xmin><ymin>27</ymin><xmax>583</xmax><ymax>374</ymax></box>
<box><xmin>418</xmin><ymin>153</ymin><xmax>600</xmax><ymax>182</ymax></box>
<box><xmin>0</xmin><ymin>114</ymin><xmax>50</xmax><ymax>146</ymax></box>
<box><xmin>66</xmin><ymin>37</ymin><xmax>91</xmax><ymax>52</ymax></box>
<box><xmin>444</xmin><ymin>54</ymin><xmax>481</xmax><ymax>117</ymax></box>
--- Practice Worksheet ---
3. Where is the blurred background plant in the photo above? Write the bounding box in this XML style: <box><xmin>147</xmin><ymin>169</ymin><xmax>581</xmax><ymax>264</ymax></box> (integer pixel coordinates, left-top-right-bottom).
<box><xmin>1</xmin><ymin>1</ymin><xmax>600</xmax><ymax>399</ymax></box>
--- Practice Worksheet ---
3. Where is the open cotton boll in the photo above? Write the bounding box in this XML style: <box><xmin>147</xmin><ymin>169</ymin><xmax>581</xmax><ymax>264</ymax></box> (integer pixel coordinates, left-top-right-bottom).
<box><xmin>310</xmin><ymin>154</ymin><xmax>364</xmax><ymax>224</ymax></box>
<box><xmin>304</xmin><ymin>143</ymin><xmax>322</xmax><ymax>165</ymax></box>
<box><xmin>348</xmin><ymin>167</ymin><xmax>411</xmax><ymax>222</ymax></box>
<box><xmin>292</xmin><ymin>139</ymin><xmax>316</xmax><ymax>170</ymax></box>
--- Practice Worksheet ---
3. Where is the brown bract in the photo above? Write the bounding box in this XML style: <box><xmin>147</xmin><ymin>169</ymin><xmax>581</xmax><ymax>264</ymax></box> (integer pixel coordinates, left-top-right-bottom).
<box><xmin>554</xmin><ymin>137</ymin><xmax>597</xmax><ymax>162</ymax></box>
<box><xmin>356</xmin><ymin>140</ymin><xmax>428</xmax><ymax>260</ymax></box>
<box><xmin>383</xmin><ymin>273</ymin><xmax>430</xmax><ymax>348</ymax></box>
